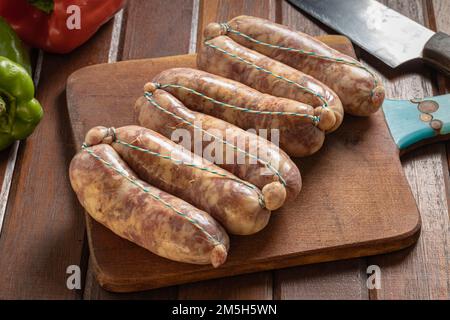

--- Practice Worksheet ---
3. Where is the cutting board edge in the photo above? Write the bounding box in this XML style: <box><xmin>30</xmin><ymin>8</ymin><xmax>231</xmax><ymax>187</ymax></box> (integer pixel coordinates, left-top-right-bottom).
<box><xmin>67</xmin><ymin>54</ymin><xmax>198</xmax><ymax>91</ymax></box>
<box><xmin>88</xmin><ymin>214</ymin><xmax>421</xmax><ymax>293</ymax></box>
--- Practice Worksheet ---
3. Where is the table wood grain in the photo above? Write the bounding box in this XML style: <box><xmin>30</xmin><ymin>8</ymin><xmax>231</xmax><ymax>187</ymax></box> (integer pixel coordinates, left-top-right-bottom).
<box><xmin>0</xmin><ymin>0</ymin><xmax>448</xmax><ymax>299</ymax></box>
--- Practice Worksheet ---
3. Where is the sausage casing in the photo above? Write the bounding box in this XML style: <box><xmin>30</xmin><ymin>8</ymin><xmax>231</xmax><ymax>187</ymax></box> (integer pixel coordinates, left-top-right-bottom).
<box><xmin>218</xmin><ymin>16</ymin><xmax>385</xmax><ymax>116</ymax></box>
<box><xmin>84</xmin><ymin>125</ymin><xmax>271</xmax><ymax>235</ymax></box>
<box><xmin>69</xmin><ymin>143</ymin><xmax>229</xmax><ymax>267</ymax></box>
<box><xmin>134</xmin><ymin>88</ymin><xmax>302</xmax><ymax>210</ymax></box>
<box><xmin>197</xmin><ymin>34</ymin><xmax>344</xmax><ymax>132</ymax></box>
<box><xmin>152</xmin><ymin>68</ymin><xmax>325</xmax><ymax>157</ymax></box>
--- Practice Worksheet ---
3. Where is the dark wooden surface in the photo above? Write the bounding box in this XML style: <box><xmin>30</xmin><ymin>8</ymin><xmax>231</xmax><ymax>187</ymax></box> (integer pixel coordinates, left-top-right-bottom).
<box><xmin>0</xmin><ymin>0</ymin><xmax>448</xmax><ymax>299</ymax></box>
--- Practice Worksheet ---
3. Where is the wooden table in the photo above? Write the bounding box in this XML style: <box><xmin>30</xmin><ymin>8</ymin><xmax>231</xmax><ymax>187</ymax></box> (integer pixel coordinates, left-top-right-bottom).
<box><xmin>0</xmin><ymin>0</ymin><xmax>448</xmax><ymax>300</ymax></box>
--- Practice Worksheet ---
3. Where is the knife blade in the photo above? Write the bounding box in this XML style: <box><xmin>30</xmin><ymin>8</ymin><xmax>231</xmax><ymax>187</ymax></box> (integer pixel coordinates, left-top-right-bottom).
<box><xmin>289</xmin><ymin>0</ymin><xmax>450</xmax><ymax>73</ymax></box>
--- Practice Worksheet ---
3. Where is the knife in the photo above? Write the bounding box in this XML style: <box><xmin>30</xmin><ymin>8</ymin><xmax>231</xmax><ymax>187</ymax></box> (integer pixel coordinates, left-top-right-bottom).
<box><xmin>288</xmin><ymin>0</ymin><xmax>450</xmax><ymax>74</ymax></box>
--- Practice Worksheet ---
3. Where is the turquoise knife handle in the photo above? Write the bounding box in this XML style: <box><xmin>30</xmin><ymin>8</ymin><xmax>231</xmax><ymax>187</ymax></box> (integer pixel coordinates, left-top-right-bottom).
<box><xmin>383</xmin><ymin>94</ymin><xmax>450</xmax><ymax>152</ymax></box>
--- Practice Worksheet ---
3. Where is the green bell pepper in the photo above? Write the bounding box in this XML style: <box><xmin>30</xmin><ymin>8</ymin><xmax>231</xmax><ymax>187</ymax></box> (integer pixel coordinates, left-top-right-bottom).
<box><xmin>0</xmin><ymin>56</ymin><xmax>43</xmax><ymax>150</ymax></box>
<box><xmin>0</xmin><ymin>16</ymin><xmax>32</xmax><ymax>75</ymax></box>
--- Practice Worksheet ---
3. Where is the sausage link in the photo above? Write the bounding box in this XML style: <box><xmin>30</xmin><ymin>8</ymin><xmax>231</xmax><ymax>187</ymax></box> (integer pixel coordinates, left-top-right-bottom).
<box><xmin>208</xmin><ymin>16</ymin><xmax>385</xmax><ymax>116</ymax></box>
<box><xmin>84</xmin><ymin>125</ymin><xmax>271</xmax><ymax>235</ymax></box>
<box><xmin>197</xmin><ymin>34</ymin><xmax>343</xmax><ymax>132</ymax></box>
<box><xmin>134</xmin><ymin>88</ymin><xmax>302</xmax><ymax>208</ymax></box>
<box><xmin>69</xmin><ymin>143</ymin><xmax>229</xmax><ymax>267</ymax></box>
<box><xmin>152</xmin><ymin>68</ymin><xmax>325</xmax><ymax>157</ymax></box>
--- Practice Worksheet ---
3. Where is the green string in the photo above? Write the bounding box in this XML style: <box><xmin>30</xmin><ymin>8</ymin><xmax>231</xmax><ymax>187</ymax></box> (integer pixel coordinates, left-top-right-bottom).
<box><xmin>144</xmin><ymin>91</ymin><xmax>287</xmax><ymax>187</ymax></box>
<box><xmin>156</xmin><ymin>83</ymin><xmax>319</xmax><ymax>125</ymax></box>
<box><xmin>112</xmin><ymin>138</ymin><xmax>266</xmax><ymax>207</ymax></box>
<box><xmin>81</xmin><ymin>143</ymin><xmax>221</xmax><ymax>246</ymax></box>
<box><xmin>203</xmin><ymin>41</ymin><xmax>329</xmax><ymax>110</ymax></box>
<box><xmin>219</xmin><ymin>23</ymin><xmax>378</xmax><ymax>96</ymax></box>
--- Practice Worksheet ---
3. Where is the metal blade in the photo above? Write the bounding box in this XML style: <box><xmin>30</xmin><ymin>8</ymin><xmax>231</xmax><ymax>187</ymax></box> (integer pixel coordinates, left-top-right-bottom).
<box><xmin>289</xmin><ymin>0</ymin><xmax>435</xmax><ymax>68</ymax></box>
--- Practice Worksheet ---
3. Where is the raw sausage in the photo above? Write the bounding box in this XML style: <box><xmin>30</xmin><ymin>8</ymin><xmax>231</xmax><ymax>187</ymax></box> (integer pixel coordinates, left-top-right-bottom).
<box><xmin>134</xmin><ymin>87</ymin><xmax>302</xmax><ymax>208</ymax></box>
<box><xmin>135</xmin><ymin>88</ymin><xmax>300</xmax><ymax>208</ymax></box>
<box><xmin>152</xmin><ymin>68</ymin><xmax>325</xmax><ymax>157</ymax></box>
<box><xmin>208</xmin><ymin>16</ymin><xmax>385</xmax><ymax>116</ymax></box>
<box><xmin>84</xmin><ymin>125</ymin><xmax>271</xmax><ymax>235</ymax></box>
<box><xmin>69</xmin><ymin>143</ymin><xmax>229</xmax><ymax>267</ymax></box>
<box><xmin>197</xmin><ymin>34</ymin><xmax>344</xmax><ymax>132</ymax></box>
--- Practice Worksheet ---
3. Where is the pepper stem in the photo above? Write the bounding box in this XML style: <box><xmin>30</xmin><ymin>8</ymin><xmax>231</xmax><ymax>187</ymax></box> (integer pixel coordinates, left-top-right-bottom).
<box><xmin>28</xmin><ymin>0</ymin><xmax>54</xmax><ymax>14</ymax></box>
<box><xmin>0</xmin><ymin>96</ymin><xmax>6</xmax><ymax>116</ymax></box>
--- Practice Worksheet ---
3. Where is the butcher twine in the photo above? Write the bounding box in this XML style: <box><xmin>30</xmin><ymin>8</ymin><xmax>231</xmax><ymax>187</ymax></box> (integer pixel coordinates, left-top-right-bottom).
<box><xmin>144</xmin><ymin>90</ymin><xmax>287</xmax><ymax>189</ymax></box>
<box><xmin>203</xmin><ymin>41</ymin><xmax>330</xmax><ymax>112</ymax></box>
<box><xmin>155</xmin><ymin>83</ymin><xmax>319</xmax><ymax>126</ymax></box>
<box><xmin>107</xmin><ymin>129</ymin><xmax>266</xmax><ymax>208</ymax></box>
<box><xmin>81</xmin><ymin>142</ymin><xmax>222</xmax><ymax>246</ymax></box>
<box><xmin>216</xmin><ymin>23</ymin><xmax>379</xmax><ymax>97</ymax></box>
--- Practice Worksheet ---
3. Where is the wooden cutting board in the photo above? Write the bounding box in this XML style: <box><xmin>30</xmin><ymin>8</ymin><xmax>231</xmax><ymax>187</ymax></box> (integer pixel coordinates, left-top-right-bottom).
<box><xmin>66</xmin><ymin>36</ymin><xmax>420</xmax><ymax>293</ymax></box>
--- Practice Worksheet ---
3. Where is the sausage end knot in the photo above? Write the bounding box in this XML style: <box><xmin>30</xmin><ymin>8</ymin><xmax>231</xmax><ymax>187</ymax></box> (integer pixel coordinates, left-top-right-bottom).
<box><xmin>204</xmin><ymin>22</ymin><xmax>229</xmax><ymax>40</ymax></box>
<box><xmin>84</xmin><ymin>126</ymin><xmax>117</xmax><ymax>147</ymax></box>
<box><xmin>144</xmin><ymin>82</ymin><xmax>161</xmax><ymax>94</ymax></box>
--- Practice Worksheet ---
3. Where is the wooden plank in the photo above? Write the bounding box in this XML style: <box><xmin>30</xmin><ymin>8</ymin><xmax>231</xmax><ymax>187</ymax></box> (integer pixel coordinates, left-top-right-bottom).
<box><xmin>432</xmin><ymin>0</ymin><xmax>450</xmax><ymax>37</ymax></box>
<box><xmin>272</xmin><ymin>0</ymin><xmax>369</xmax><ymax>300</ymax></box>
<box><xmin>177</xmin><ymin>0</ymin><xmax>277</xmax><ymax>300</ymax></box>
<box><xmin>0</xmin><ymin>20</ymin><xmax>115</xmax><ymax>299</ymax></box>
<box><xmin>81</xmin><ymin>0</ymin><xmax>195</xmax><ymax>299</ymax></box>
<box><xmin>275</xmin><ymin>259</ymin><xmax>368</xmax><ymax>300</ymax></box>
<box><xmin>121</xmin><ymin>0</ymin><xmax>195</xmax><ymax>60</ymax></box>
<box><xmin>365</xmin><ymin>0</ymin><xmax>450</xmax><ymax>300</ymax></box>
<box><xmin>0</xmin><ymin>143</ymin><xmax>18</xmax><ymax>234</ymax></box>
<box><xmin>83</xmin><ymin>260</ymin><xmax>177</xmax><ymax>300</ymax></box>
<box><xmin>198</xmin><ymin>0</ymin><xmax>277</xmax><ymax>36</ymax></box>
<box><xmin>280</xmin><ymin>0</ymin><xmax>333</xmax><ymax>34</ymax></box>
<box><xmin>431</xmin><ymin>0</ymin><xmax>450</xmax><ymax>172</ymax></box>
<box><xmin>178</xmin><ymin>273</ymin><xmax>273</xmax><ymax>300</ymax></box>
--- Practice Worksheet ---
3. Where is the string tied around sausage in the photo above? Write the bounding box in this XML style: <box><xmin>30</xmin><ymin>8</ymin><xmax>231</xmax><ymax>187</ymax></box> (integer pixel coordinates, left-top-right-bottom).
<box><xmin>154</xmin><ymin>82</ymin><xmax>320</xmax><ymax>126</ymax></box>
<box><xmin>99</xmin><ymin>128</ymin><xmax>267</xmax><ymax>208</ymax></box>
<box><xmin>218</xmin><ymin>22</ymin><xmax>379</xmax><ymax>98</ymax></box>
<box><xmin>80</xmin><ymin>142</ymin><xmax>223</xmax><ymax>246</ymax></box>
<box><xmin>143</xmin><ymin>90</ymin><xmax>288</xmax><ymax>190</ymax></box>
<box><xmin>203</xmin><ymin>40</ymin><xmax>330</xmax><ymax>112</ymax></box>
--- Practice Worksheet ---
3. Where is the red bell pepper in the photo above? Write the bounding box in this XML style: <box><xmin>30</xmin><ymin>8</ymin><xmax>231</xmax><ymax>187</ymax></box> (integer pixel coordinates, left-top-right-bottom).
<box><xmin>0</xmin><ymin>0</ymin><xmax>126</xmax><ymax>54</ymax></box>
